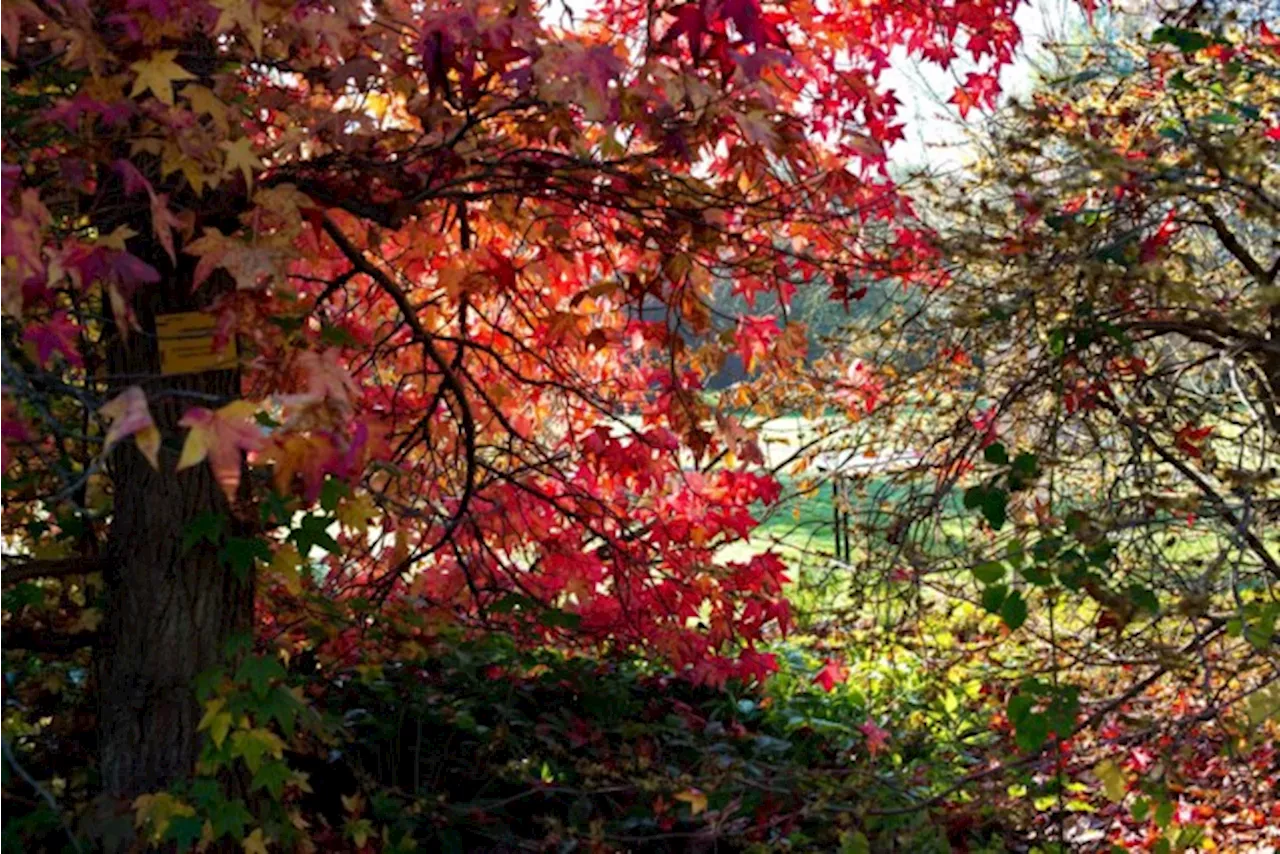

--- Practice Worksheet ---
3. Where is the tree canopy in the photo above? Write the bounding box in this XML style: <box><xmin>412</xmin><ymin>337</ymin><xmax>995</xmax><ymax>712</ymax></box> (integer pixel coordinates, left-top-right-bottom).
<box><xmin>3</xmin><ymin>0</ymin><xmax>1278</xmax><ymax>851</ymax></box>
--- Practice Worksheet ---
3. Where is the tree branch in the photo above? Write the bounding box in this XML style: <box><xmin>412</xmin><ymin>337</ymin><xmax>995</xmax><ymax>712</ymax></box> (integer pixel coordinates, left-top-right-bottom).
<box><xmin>2</xmin><ymin>626</ymin><xmax>98</xmax><ymax>653</ymax></box>
<box><xmin>1196</xmin><ymin>201</ymin><xmax>1273</xmax><ymax>285</ymax></box>
<box><xmin>2</xmin><ymin>556</ymin><xmax>106</xmax><ymax>586</ymax></box>
<box><xmin>318</xmin><ymin>214</ymin><xmax>478</xmax><ymax>569</ymax></box>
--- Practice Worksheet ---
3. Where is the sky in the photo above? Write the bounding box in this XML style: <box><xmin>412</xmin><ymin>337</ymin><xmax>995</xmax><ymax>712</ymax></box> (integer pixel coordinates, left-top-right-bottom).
<box><xmin>546</xmin><ymin>0</ymin><xmax>1093</xmax><ymax>173</ymax></box>
<box><xmin>880</xmin><ymin>0</ymin><xmax>1089</xmax><ymax>172</ymax></box>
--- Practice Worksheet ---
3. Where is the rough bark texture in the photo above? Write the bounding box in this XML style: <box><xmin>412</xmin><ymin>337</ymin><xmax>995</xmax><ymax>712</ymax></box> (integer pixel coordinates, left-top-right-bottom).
<box><xmin>96</xmin><ymin>261</ymin><xmax>252</xmax><ymax>802</ymax></box>
<box><xmin>98</xmin><ymin>429</ymin><xmax>252</xmax><ymax>798</ymax></box>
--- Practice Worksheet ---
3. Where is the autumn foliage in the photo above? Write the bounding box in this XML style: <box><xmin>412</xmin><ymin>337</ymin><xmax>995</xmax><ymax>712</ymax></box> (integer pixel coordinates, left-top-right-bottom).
<box><xmin>0</xmin><ymin>0</ymin><xmax>1049</xmax><ymax>850</ymax></box>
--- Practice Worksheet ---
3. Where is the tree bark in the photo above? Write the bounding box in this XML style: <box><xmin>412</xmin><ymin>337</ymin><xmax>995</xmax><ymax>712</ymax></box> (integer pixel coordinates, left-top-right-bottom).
<box><xmin>97</xmin><ymin>428</ymin><xmax>253</xmax><ymax>799</ymax></box>
<box><xmin>96</xmin><ymin>258</ymin><xmax>254</xmax><ymax>804</ymax></box>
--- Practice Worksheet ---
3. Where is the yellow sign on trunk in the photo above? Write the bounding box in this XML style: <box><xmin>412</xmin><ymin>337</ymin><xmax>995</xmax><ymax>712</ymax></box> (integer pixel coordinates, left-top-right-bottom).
<box><xmin>156</xmin><ymin>312</ymin><xmax>237</xmax><ymax>376</ymax></box>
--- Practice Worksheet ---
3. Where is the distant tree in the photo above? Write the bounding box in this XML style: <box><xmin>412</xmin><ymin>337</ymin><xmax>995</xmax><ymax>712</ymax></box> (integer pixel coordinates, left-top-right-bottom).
<box><xmin>808</xmin><ymin>17</ymin><xmax>1279</xmax><ymax>752</ymax></box>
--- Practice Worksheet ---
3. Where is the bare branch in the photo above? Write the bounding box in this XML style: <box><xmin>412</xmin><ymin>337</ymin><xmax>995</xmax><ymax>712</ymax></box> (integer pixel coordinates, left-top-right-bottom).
<box><xmin>2</xmin><ymin>556</ymin><xmax>107</xmax><ymax>586</ymax></box>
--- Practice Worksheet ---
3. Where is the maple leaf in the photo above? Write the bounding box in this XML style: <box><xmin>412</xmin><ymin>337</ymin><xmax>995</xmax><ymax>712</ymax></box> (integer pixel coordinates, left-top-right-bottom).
<box><xmin>23</xmin><ymin>311</ymin><xmax>81</xmax><ymax>367</ymax></box>
<box><xmin>261</xmin><ymin>432</ymin><xmax>335</xmax><ymax>501</ymax></box>
<box><xmin>129</xmin><ymin>50</ymin><xmax>194</xmax><ymax>106</ymax></box>
<box><xmin>735</xmin><ymin>315</ymin><xmax>779</xmax><ymax>372</ymax></box>
<box><xmin>673</xmin><ymin>788</ymin><xmax>708</xmax><ymax>815</ymax></box>
<box><xmin>133</xmin><ymin>793</ymin><xmax>195</xmax><ymax>840</ymax></box>
<box><xmin>186</xmin><ymin>228</ymin><xmax>289</xmax><ymax>291</ymax></box>
<box><xmin>859</xmin><ymin>718</ymin><xmax>890</xmax><ymax>755</ymax></box>
<box><xmin>220</xmin><ymin>137</ymin><xmax>263</xmax><ymax>190</ymax></box>
<box><xmin>177</xmin><ymin>400</ymin><xmax>263</xmax><ymax>496</ymax></box>
<box><xmin>336</xmin><ymin>493</ymin><xmax>378</xmax><ymax>537</ymax></box>
<box><xmin>183</xmin><ymin>85</ymin><xmax>231</xmax><ymax>135</ymax></box>
<box><xmin>1</xmin><ymin>1</ymin><xmax>40</xmax><ymax>57</ymax></box>
<box><xmin>212</xmin><ymin>0</ymin><xmax>264</xmax><ymax>55</ymax></box>
<box><xmin>151</xmin><ymin>192</ymin><xmax>183</xmax><ymax>263</ymax></box>
<box><xmin>812</xmin><ymin>657</ymin><xmax>847</xmax><ymax>692</ymax></box>
<box><xmin>1139</xmin><ymin>208</ymin><xmax>1179</xmax><ymax>263</ymax></box>
<box><xmin>241</xmin><ymin>827</ymin><xmax>270</xmax><ymax>854</ymax></box>
<box><xmin>294</xmin><ymin>349</ymin><xmax>359</xmax><ymax>410</ymax></box>
<box><xmin>950</xmin><ymin>72</ymin><xmax>1000</xmax><ymax>119</ymax></box>
<box><xmin>113</xmin><ymin>159</ymin><xmax>153</xmax><ymax>196</ymax></box>
<box><xmin>1174</xmin><ymin>424</ymin><xmax>1213</xmax><ymax>459</ymax></box>
<box><xmin>197</xmin><ymin>698</ymin><xmax>233</xmax><ymax>748</ymax></box>
<box><xmin>268</xmin><ymin>543</ymin><xmax>305</xmax><ymax>595</ymax></box>
<box><xmin>100</xmin><ymin>386</ymin><xmax>161</xmax><ymax>469</ymax></box>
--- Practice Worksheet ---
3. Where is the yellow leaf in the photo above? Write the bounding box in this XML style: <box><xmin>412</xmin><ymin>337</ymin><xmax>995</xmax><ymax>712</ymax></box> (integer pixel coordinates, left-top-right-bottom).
<box><xmin>1095</xmin><ymin>759</ymin><xmax>1127</xmax><ymax>803</ymax></box>
<box><xmin>129</xmin><ymin>50</ymin><xmax>194</xmax><ymax>106</ymax></box>
<box><xmin>177</xmin><ymin>426</ymin><xmax>211</xmax><ymax>470</ymax></box>
<box><xmin>135</xmin><ymin>425</ymin><xmax>162</xmax><ymax>469</ymax></box>
<box><xmin>71</xmin><ymin>608</ymin><xmax>103</xmax><ymax>633</ymax></box>
<box><xmin>198</xmin><ymin>698</ymin><xmax>233</xmax><ymax>748</ymax></box>
<box><xmin>346</xmin><ymin>818</ymin><xmax>373</xmax><ymax>849</ymax></box>
<box><xmin>184</xmin><ymin>85</ymin><xmax>230</xmax><ymax>134</ymax></box>
<box><xmin>230</xmin><ymin>728</ymin><xmax>285</xmax><ymax>773</ymax></box>
<box><xmin>337</xmin><ymin>493</ymin><xmax>378</xmax><ymax>537</ymax></box>
<box><xmin>133</xmin><ymin>792</ymin><xmax>195</xmax><ymax>840</ymax></box>
<box><xmin>242</xmin><ymin>827</ymin><xmax>270</xmax><ymax>854</ymax></box>
<box><xmin>221</xmin><ymin>137</ymin><xmax>263</xmax><ymax>190</ymax></box>
<box><xmin>269</xmin><ymin>543</ymin><xmax>304</xmax><ymax>595</ymax></box>
<box><xmin>212</xmin><ymin>0</ymin><xmax>264</xmax><ymax>55</ymax></box>
<box><xmin>674</xmin><ymin>788</ymin><xmax>708</xmax><ymax>816</ymax></box>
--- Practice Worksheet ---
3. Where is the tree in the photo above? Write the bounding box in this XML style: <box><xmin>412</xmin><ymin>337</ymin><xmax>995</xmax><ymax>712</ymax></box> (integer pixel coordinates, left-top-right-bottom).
<box><xmin>1</xmin><ymin>0</ymin><xmax>1032</xmax><ymax>821</ymax></box>
<box><xmin>799</xmin><ymin>17</ymin><xmax>1278</xmax><ymax>760</ymax></box>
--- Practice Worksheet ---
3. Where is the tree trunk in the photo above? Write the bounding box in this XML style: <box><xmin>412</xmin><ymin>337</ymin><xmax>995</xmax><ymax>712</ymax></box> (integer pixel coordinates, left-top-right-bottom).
<box><xmin>97</xmin><ymin>426</ymin><xmax>253</xmax><ymax>799</ymax></box>
<box><xmin>96</xmin><ymin>259</ymin><xmax>253</xmax><ymax>805</ymax></box>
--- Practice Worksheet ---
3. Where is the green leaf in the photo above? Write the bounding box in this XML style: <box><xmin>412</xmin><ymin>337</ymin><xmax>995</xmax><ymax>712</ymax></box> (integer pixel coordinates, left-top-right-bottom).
<box><xmin>490</xmin><ymin>593</ymin><xmax>536</xmax><ymax>614</ymax></box>
<box><xmin>165</xmin><ymin>815</ymin><xmax>205</xmax><ymax>850</ymax></box>
<box><xmin>221</xmin><ymin>536</ymin><xmax>270</xmax><ymax>579</ymax></box>
<box><xmin>1012</xmin><ymin>452</ymin><xmax>1038</xmax><ymax>478</ymax></box>
<box><xmin>320</xmin><ymin>478</ymin><xmax>349</xmax><ymax>512</ymax></box>
<box><xmin>259</xmin><ymin>686</ymin><xmax>302</xmax><ymax>738</ymax></box>
<box><xmin>1007</xmin><ymin>693</ymin><xmax>1034</xmax><ymax>726</ymax></box>
<box><xmin>1128</xmin><ymin>584</ymin><xmax>1160</xmax><ymax>615</ymax></box>
<box><xmin>981</xmin><ymin>584</ymin><xmax>1008</xmax><ymax>614</ymax></box>
<box><xmin>320</xmin><ymin>323</ymin><xmax>359</xmax><ymax>348</ymax></box>
<box><xmin>840</xmin><ymin>831</ymin><xmax>871</xmax><ymax>854</ymax></box>
<box><xmin>539</xmin><ymin>608</ymin><xmax>582</xmax><ymax>630</ymax></box>
<box><xmin>983</xmin><ymin>442</ymin><xmax>1008</xmax><ymax>465</ymax></box>
<box><xmin>207</xmin><ymin>797</ymin><xmax>252</xmax><ymax>841</ymax></box>
<box><xmin>182</xmin><ymin>512</ymin><xmax>226</xmax><ymax>553</ymax></box>
<box><xmin>1049</xmin><ymin>329</ymin><xmax>1067</xmax><ymax>357</ymax></box>
<box><xmin>981</xmin><ymin>488</ymin><xmax>1008</xmax><ymax>530</ymax></box>
<box><xmin>1014</xmin><ymin>712</ymin><xmax>1049</xmax><ymax>752</ymax></box>
<box><xmin>1152</xmin><ymin>26</ymin><xmax>1211</xmax><ymax>53</ymax></box>
<box><xmin>1021</xmin><ymin>564</ymin><xmax>1053</xmax><ymax>586</ymax></box>
<box><xmin>235</xmin><ymin>654</ymin><xmax>285</xmax><ymax>698</ymax></box>
<box><xmin>963</xmin><ymin>486</ymin><xmax>985</xmax><ymax>510</ymax></box>
<box><xmin>1245</xmin><ymin>604</ymin><xmax>1277</xmax><ymax>650</ymax></box>
<box><xmin>973</xmin><ymin>561</ymin><xmax>1006</xmax><ymax>585</ymax></box>
<box><xmin>251</xmin><ymin>759</ymin><xmax>291</xmax><ymax>800</ymax></box>
<box><xmin>1001</xmin><ymin>590</ymin><xmax>1028</xmax><ymax>630</ymax></box>
<box><xmin>1045</xmin><ymin>686</ymin><xmax>1079</xmax><ymax>735</ymax></box>
<box><xmin>291</xmin><ymin>514</ymin><xmax>341</xmax><ymax>556</ymax></box>
<box><xmin>1154</xmin><ymin>799</ymin><xmax>1174</xmax><ymax>829</ymax></box>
